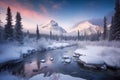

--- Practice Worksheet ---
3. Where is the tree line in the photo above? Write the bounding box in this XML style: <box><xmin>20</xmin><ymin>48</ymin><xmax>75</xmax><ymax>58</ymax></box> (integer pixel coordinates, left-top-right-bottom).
<box><xmin>0</xmin><ymin>7</ymin><xmax>23</xmax><ymax>43</ymax></box>
<box><xmin>0</xmin><ymin>0</ymin><xmax>120</xmax><ymax>43</ymax></box>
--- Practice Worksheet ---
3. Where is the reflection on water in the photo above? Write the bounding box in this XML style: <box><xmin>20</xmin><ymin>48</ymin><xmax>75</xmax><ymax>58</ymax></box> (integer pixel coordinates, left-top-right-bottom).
<box><xmin>24</xmin><ymin>55</ymin><xmax>55</xmax><ymax>78</ymax></box>
<box><xmin>24</xmin><ymin>60</ymin><xmax>39</xmax><ymax>78</ymax></box>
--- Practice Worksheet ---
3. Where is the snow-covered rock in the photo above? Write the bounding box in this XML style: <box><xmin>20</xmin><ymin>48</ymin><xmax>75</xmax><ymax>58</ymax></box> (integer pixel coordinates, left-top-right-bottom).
<box><xmin>64</xmin><ymin>58</ymin><xmax>71</xmax><ymax>63</ymax></box>
<box><xmin>73</xmin><ymin>54</ymin><xmax>80</xmax><ymax>58</ymax></box>
<box><xmin>62</xmin><ymin>55</ymin><xmax>70</xmax><ymax>59</ymax></box>
<box><xmin>50</xmin><ymin>58</ymin><xmax>54</xmax><ymax>61</ymax></box>
<box><xmin>40</xmin><ymin>59</ymin><xmax>46</xmax><ymax>63</ymax></box>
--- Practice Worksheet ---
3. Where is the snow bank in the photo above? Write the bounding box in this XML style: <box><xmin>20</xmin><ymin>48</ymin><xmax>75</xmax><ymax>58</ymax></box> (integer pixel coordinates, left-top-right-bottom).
<box><xmin>24</xmin><ymin>38</ymin><xmax>72</xmax><ymax>51</ymax></box>
<box><xmin>79</xmin><ymin>56</ymin><xmax>104</xmax><ymax>65</ymax></box>
<box><xmin>0</xmin><ymin>38</ymin><xmax>72</xmax><ymax>64</ymax></box>
<box><xmin>75</xmin><ymin>45</ymin><xmax>120</xmax><ymax>68</ymax></box>
<box><xmin>77</xmin><ymin>41</ymin><xmax>120</xmax><ymax>48</ymax></box>
<box><xmin>47</xmin><ymin>42</ymin><xmax>70</xmax><ymax>49</ymax></box>
<box><xmin>0</xmin><ymin>43</ymin><xmax>35</xmax><ymax>63</ymax></box>
<box><xmin>29</xmin><ymin>73</ymin><xmax>85</xmax><ymax>80</ymax></box>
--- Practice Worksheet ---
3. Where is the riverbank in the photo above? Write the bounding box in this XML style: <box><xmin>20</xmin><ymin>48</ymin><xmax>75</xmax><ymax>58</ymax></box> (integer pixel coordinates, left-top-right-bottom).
<box><xmin>0</xmin><ymin>38</ymin><xmax>75</xmax><ymax>64</ymax></box>
<box><xmin>75</xmin><ymin>41</ymin><xmax>120</xmax><ymax>69</ymax></box>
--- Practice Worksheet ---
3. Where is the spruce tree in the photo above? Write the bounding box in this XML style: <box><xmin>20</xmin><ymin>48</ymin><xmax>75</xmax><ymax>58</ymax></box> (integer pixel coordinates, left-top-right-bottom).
<box><xmin>4</xmin><ymin>7</ymin><xmax>14</xmax><ymax>41</ymax></box>
<box><xmin>110</xmin><ymin>0</ymin><xmax>120</xmax><ymax>40</ymax></box>
<box><xmin>27</xmin><ymin>30</ymin><xmax>30</xmax><ymax>37</ymax></box>
<box><xmin>0</xmin><ymin>26</ymin><xmax>3</xmax><ymax>42</ymax></box>
<box><xmin>114</xmin><ymin>0</ymin><xmax>120</xmax><ymax>40</ymax></box>
<box><xmin>15</xmin><ymin>12</ymin><xmax>23</xmax><ymax>43</ymax></box>
<box><xmin>78</xmin><ymin>30</ymin><xmax>80</xmax><ymax>40</ymax></box>
<box><xmin>36</xmin><ymin>24</ymin><xmax>40</xmax><ymax>40</ymax></box>
<box><xmin>103</xmin><ymin>16</ymin><xmax>107</xmax><ymax>40</ymax></box>
<box><xmin>50</xmin><ymin>30</ymin><xmax>52</xmax><ymax>39</ymax></box>
<box><xmin>109</xmin><ymin>16</ymin><xmax>114</xmax><ymax>40</ymax></box>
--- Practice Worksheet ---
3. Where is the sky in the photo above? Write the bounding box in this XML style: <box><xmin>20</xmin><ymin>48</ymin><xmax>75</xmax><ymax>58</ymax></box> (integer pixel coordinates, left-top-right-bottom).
<box><xmin>0</xmin><ymin>0</ymin><xmax>115</xmax><ymax>32</ymax></box>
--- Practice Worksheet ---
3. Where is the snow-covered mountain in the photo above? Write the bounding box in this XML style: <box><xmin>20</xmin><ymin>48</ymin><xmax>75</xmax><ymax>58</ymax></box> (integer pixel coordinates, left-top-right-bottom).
<box><xmin>40</xmin><ymin>20</ymin><xmax>103</xmax><ymax>36</ymax></box>
<box><xmin>69</xmin><ymin>21</ymin><xmax>103</xmax><ymax>35</ymax></box>
<box><xmin>40</xmin><ymin>20</ymin><xmax>66</xmax><ymax>34</ymax></box>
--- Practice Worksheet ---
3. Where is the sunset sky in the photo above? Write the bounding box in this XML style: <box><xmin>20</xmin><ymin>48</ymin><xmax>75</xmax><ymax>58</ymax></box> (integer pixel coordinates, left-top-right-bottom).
<box><xmin>0</xmin><ymin>0</ymin><xmax>115</xmax><ymax>32</ymax></box>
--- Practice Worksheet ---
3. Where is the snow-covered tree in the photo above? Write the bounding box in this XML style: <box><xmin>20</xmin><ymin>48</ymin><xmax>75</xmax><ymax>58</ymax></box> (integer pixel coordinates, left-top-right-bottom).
<box><xmin>15</xmin><ymin>12</ymin><xmax>23</xmax><ymax>43</ymax></box>
<box><xmin>4</xmin><ymin>7</ymin><xmax>14</xmax><ymax>41</ymax></box>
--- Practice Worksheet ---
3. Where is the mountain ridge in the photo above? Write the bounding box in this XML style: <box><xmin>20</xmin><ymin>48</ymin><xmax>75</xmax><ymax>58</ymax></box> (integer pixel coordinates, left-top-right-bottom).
<box><xmin>68</xmin><ymin>21</ymin><xmax>103</xmax><ymax>35</ymax></box>
<box><xmin>40</xmin><ymin>20</ymin><xmax>66</xmax><ymax>34</ymax></box>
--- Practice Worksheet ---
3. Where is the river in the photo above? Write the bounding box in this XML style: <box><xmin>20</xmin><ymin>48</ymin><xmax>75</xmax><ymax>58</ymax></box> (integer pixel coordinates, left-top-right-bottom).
<box><xmin>0</xmin><ymin>46</ymin><xmax>120</xmax><ymax>80</ymax></box>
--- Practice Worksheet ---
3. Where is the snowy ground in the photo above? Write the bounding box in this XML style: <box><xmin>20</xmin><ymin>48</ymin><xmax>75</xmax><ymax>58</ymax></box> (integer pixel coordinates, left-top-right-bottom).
<box><xmin>0</xmin><ymin>40</ymin><xmax>120</xmax><ymax>80</ymax></box>
<box><xmin>0</xmin><ymin>38</ymin><xmax>73</xmax><ymax>64</ymax></box>
<box><xmin>0</xmin><ymin>72</ymin><xmax>85</xmax><ymax>80</ymax></box>
<box><xmin>0</xmin><ymin>42</ymin><xmax>35</xmax><ymax>63</ymax></box>
<box><xmin>29</xmin><ymin>73</ymin><xmax>85</xmax><ymax>80</ymax></box>
<box><xmin>75</xmin><ymin>41</ymin><xmax>120</xmax><ymax>69</ymax></box>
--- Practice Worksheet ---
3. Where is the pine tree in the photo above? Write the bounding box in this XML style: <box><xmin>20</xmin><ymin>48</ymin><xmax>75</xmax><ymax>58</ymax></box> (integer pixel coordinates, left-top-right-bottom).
<box><xmin>27</xmin><ymin>30</ymin><xmax>30</xmax><ymax>37</ymax></box>
<box><xmin>15</xmin><ymin>12</ymin><xmax>23</xmax><ymax>43</ymax></box>
<box><xmin>78</xmin><ymin>30</ymin><xmax>80</xmax><ymax>40</ymax></box>
<box><xmin>110</xmin><ymin>0</ymin><xmax>120</xmax><ymax>40</ymax></box>
<box><xmin>4</xmin><ymin>7</ymin><xmax>14</xmax><ymax>41</ymax></box>
<box><xmin>97</xmin><ymin>31</ymin><xmax>101</xmax><ymax>41</ymax></box>
<box><xmin>114</xmin><ymin>0</ymin><xmax>120</xmax><ymax>40</ymax></box>
<box><xmin>36</xmin><ymin>24</ymin><xmax>40</xmax><ymax>40</ymax></box>
<box><xmin>109</xmin><ymin>16</ymin><xmax>114</xmax><ymax>40</ymax></box>
<box><xmin>0</xmin><ymin>26</ymin><xmax>3</xmax><ymax>42</ymax></box>
<box><xmin>50</xmin><ymin>30</ymin><xmax>52</xmax><ymax>39</ymax></box>
<box><xmin>103</xmin><ymin>16</ymin><xmax>107</xmax><ymax>40</ymax></box>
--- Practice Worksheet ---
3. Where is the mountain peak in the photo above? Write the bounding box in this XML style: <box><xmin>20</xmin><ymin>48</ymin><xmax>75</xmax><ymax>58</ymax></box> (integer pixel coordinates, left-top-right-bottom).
<box><xmin>50</xmin><ymin>20</ymin><xmax>58</xmax><ymax>26</ymax></box>
<box><xmin>69</xmin><ymin>21</ymin><xmax>103</xmax><ymax>35</ymax></box>
<box><xmin>40</xmin><ymin>20</ymin><xmax>66</xmax><ymax>34</ymax></box>
<box><xmin>80</xmin><ymin>21</ymin><xmax>92</xmax><ymax>25</ymax></box>
<box><xmin>50</xmin><ymin>20</ymin><xmax>56</xmax><ymax>23</ymax></box>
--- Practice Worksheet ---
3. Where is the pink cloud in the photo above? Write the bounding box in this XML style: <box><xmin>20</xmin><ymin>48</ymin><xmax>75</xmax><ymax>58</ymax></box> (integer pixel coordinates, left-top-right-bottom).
<box><xmin>0</xmin><ymin>0</ymin><xmax>52</xmax><ymax>32</ymax></box>
<box><xmin>0</xmin><ymin>0</ymin><xmax>50</xmax><ymax>22</ymax></box>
